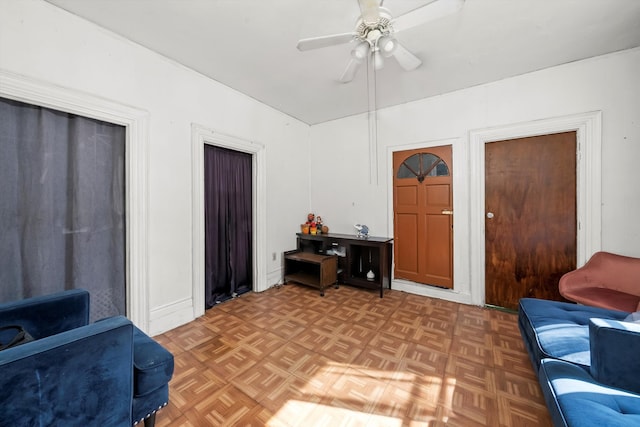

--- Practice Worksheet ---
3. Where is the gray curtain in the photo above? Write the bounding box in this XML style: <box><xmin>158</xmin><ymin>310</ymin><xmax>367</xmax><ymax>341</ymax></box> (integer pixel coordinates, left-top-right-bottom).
<box><xmin>0</xmin><ymin>97</ymin><xmax>126</xmax><ymax>321</ymax></box>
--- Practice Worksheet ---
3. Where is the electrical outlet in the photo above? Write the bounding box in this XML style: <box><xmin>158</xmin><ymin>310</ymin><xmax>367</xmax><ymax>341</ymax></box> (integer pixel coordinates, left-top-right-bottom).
<box><xmin>272</xmin><ymin>252</ymin><xmax>277</xmax><ymax>261</ymax></box>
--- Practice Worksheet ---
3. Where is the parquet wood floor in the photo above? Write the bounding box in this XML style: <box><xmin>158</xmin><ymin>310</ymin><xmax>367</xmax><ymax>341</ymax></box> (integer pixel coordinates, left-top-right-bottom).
<box><xmin>154</xmin><ymin>284</ymin><xmax>551</xmax><ymax>427</ymax></box>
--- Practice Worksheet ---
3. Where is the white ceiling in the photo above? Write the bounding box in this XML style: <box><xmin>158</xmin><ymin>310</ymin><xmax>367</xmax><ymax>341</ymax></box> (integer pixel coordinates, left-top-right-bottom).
<box><xmin>46</xmin><ymin>0</ymin><xmax>640</xmax><ymax>125</ymax></box>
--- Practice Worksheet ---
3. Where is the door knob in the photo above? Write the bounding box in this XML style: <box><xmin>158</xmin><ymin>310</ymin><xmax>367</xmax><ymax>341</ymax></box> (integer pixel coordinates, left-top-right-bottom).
<box><xmin>441</xmin><ymin>210</ymin><xmax>453</xmax><ymax>215</ymax></box>
<box><xmin>487</xmin><ymin>212</ymin><xmax>494</xmax><ymax>219</ymax></box>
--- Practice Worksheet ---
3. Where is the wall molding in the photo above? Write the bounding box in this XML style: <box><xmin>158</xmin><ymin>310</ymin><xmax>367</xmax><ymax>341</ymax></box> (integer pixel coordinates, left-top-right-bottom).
<box><xmin>0</xmin><ymin>69</ymin><xmax>151</xmax><ymax>331</ymax></box>
<box><xmin>267</xmin><ymin>268</ymin><xmax>284</xmax><ymax>288</ymax></box>
<box><xmin>148</xmin><ymin>297</ymin><xmax>194</xmax><ymax>336</ymax></box>
<box><xmin>469</xmin><ymin>111</ymin><xmax>602</xmax><ymax>306</ymax></box>
<box><xmin>191</xmin><ymin>124</ymin><xmax>267</xmax><ymax>319</ymax></box>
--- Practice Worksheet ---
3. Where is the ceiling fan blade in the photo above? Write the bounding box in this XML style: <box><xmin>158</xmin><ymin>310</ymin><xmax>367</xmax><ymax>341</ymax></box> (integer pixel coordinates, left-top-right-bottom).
<box><xmin>296</xmin><ymin>33</ymin><xmax>355</xmax><ymax>51</ymax></box>
<box><xmin>358</xmin><ymin>0</ymin><xmax>380</xmax><ymax>25</ymax></box>
<box><xmin>340</xmin><ymin>58</ymin><xmax>363</xmax><ymax>83</ymax></box>
<box><xmin>393</xmin><ymin>0</ymin><xmax>464</xmax><ymax>33</ymax></box>
<box><xmin>392</xmin><ymin>42</ymin><xmax>422</xmax><ymax>71</ymax></box>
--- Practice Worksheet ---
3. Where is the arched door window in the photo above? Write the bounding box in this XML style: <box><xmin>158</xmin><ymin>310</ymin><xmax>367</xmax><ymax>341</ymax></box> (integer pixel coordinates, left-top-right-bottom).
<box><xmin>396</xmin><ymin>153</ymin><xmax>449</xmax><ymax>183</ymax></box>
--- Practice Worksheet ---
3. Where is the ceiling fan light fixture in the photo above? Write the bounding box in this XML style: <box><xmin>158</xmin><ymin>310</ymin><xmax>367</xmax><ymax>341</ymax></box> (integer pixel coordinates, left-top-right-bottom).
<box><xmin>351</xmin><ymin>41</ymin><xmax>370</xmax><ymax>61</ymax></box>
<box><xmin>377</xmin><ymin>35</ymin><xmax>396</xmax><ymax>57</ymax></box>
<box><xmin>296</xmin><ymin>0</ymin><xmax>465</xmax><ymax>82</ymax></box>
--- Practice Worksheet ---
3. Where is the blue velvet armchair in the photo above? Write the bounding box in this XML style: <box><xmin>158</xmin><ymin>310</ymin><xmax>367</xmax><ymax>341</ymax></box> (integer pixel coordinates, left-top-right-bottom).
<box><xmin>0</xmin><ymin>289</ymin><xmax>174</xmax><ymax>426</ymax></box>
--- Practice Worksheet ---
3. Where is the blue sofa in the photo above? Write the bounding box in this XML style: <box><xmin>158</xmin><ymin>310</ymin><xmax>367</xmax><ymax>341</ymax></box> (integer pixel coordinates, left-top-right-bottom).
<box><xmin>0</xmin><ymin>289</ymin><xmax>174</xmax><ymax>426</ymax></box>
<box><xmin>519</xmin><ymin>298</ymin><xmax>640</xmax><ymax>426</ymax></box>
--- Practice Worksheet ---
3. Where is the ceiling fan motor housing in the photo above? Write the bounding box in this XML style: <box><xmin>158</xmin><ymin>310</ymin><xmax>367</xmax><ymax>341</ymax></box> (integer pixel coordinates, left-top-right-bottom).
<box><xmin>350</xmin><ymin>7</ymin><xmax>398</xmax><ymax>70</ymax></box>
<box><xmin>355</xmin><ymin>8</ymin><xmax>394</xmax><ymax>49</ymax></box>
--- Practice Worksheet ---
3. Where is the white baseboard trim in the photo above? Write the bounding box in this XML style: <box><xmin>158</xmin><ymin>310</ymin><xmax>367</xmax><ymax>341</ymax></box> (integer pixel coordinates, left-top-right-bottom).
<box><xmin>148</xmin><ymin>297</ymin><xmax>195</xmax><ymax>336</ymax></box>
<box><xmin>392</xmin><ymin>279</ymin><xmax>474</xmax><ymax>306</ymax></box>
<box><xmin>266</xmin><ymin>268</ymin><xmax>284</xmax><ymax>291</ymax></box>
<box><xmin>148</xmin><ymin>269</ymin><xmax>284</xmax><ymax>335</ymax></box>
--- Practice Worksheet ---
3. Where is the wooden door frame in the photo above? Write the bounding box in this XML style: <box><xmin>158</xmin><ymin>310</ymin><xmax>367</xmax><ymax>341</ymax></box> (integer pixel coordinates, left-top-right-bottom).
<box><xmin>469</xmin><ymin>111</ymin><xmax>602</xmax><ymax>306</ymax></box>
<box><xmin>387</xmin><ymin>138</ymin><xmax>473</xmax><ymax>304</ymax></box>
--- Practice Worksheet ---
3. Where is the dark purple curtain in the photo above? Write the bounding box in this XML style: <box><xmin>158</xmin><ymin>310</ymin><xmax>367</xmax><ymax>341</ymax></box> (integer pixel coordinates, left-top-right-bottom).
<box><xmin>204</xmin><ymin>145</ymin><xmax>252</xmax><ymax>308</ymax></box>
<box><xmin>0</xmin><ymin>97</ymin><xmax>126</xmax><ymax>321</ymax></box>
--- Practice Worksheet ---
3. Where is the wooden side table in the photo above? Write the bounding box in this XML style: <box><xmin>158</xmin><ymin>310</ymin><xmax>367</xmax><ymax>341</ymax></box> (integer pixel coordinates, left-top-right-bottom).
<box><xmin>294</xmin><ymin>233</ymin><xmax>393</xmax><ymax>298</ymax></box>
<box><xmin>284</xmin><ymin>250</ymin><xmax>338</xmax><ymax>296</ymax></box>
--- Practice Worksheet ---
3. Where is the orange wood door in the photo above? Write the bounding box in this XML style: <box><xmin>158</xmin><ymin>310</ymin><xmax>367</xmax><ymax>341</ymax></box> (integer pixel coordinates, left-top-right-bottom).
<box><xmin>393</xmin><ymin>145</ymin><xmax>453</xmax><ymax>288</ymax></box>
<box><xmin>485</xmin><ymin>132</ymin><xmax>576</xmax><ymax>310</ymax></box>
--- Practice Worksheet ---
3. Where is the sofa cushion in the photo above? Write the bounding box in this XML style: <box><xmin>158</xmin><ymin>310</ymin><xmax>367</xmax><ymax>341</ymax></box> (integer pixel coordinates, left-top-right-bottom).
<box><xmin>624</xmin><ymin>311</ymin><xmax>640</xmax><ymax>322</ymax></box>
<box><xmin>518</xmin><ymin>298</ymin><xmax>628</xmax><ymax>372</ymax></box>
<box><xmin>538</xmin><ymin>358</ymin><xmax>640</xmax><ymax>427</ymax></box>
<box><xmin>132</xmin><ymin>326</ymin><xmax>174</xmax><ymax>397</ymax></box>
<box><xmin>589</xmin><ymin>318</ymin><xmax>640</xmax><ymax>394</ymax></box>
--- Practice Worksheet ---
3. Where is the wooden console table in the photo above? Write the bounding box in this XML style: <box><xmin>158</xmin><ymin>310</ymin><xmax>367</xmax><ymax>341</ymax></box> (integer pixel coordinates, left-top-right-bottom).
<box><xmin>293</xmin><ymin>233</ymin><xmax>393</xmax><ymax>298</ymax></box>
<box><xmin>283</xmin><ymin>250</ymin><xmax>338</xmax><ymax>296</ymax></box>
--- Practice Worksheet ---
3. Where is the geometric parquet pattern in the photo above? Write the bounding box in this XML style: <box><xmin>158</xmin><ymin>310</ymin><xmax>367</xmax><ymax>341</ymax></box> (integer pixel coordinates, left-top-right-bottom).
<box><xmin>154</xmin><ymin>283</ymin><xmax>552</xmax><ymax>426</ymax></box>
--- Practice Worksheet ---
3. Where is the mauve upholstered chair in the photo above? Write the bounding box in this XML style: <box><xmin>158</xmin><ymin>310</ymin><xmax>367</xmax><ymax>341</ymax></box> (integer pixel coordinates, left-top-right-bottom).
<box><xmin>559</xmin><ymin>251</ymin><xmax>640</xmax><ymax>312</ymax></box>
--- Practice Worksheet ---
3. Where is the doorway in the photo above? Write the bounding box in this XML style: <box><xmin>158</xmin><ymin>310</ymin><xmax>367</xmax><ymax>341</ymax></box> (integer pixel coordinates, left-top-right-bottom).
<box><xmin>393</xmin><ymin>145</ymin><xmax>454</xmax><ymax>288</ymax></box>
<box><xmin>204</xmin><ymin>145</ymin><xmax>253</xmax><ymax>307</ymax></box>
<box><xmin>191</xmin><ymin>125</ymin><xmax>266</xmax><ymax>319</ymax></box>
<box><xmin>484</xmin><ymin>132</ymin><xmax>576</xmax><ymax>310</ymax></box>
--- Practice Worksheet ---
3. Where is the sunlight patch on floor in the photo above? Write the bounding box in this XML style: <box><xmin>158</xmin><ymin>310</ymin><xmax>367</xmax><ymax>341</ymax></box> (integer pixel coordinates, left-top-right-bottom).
<box><xmin>269</xmin><ymin>362</ymin><xmax>456</xmax><ymax>425</ymax></box>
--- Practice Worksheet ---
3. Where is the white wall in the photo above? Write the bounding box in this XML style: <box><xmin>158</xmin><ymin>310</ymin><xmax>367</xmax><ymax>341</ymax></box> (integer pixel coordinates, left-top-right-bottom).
<box><xmin>309</xmin><ymin>47</ymin><xmax>640</xmax><ymax>304</ymax></box>
<box><xmin>0</xmin><ymin>0</ymin><xmax>310</xmax><ymax>334</ymax></box>
<box><xmin>2</xmin><ymin>0</ymin><xmax>639</xmax><ymax>329</ymax></box>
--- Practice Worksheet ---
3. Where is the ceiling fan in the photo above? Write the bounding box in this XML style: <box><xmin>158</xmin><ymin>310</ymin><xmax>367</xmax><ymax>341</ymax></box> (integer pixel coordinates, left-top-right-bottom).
<box><xmin>296</xmin><ymin>0</ymin><xmax>465</xmax><ymax>83</ymax></box>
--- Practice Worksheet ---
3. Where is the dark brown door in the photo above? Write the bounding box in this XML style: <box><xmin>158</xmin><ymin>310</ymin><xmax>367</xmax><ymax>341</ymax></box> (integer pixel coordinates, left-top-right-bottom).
<box><xmin>485</xmin><ymin>132</ymin><xmax>576</xmax><ymax>310</ymax></box>
<box><xmin>393</xmin><ymin>146</ymin><xmax>453</xmax><ymax>288</ymax></box>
